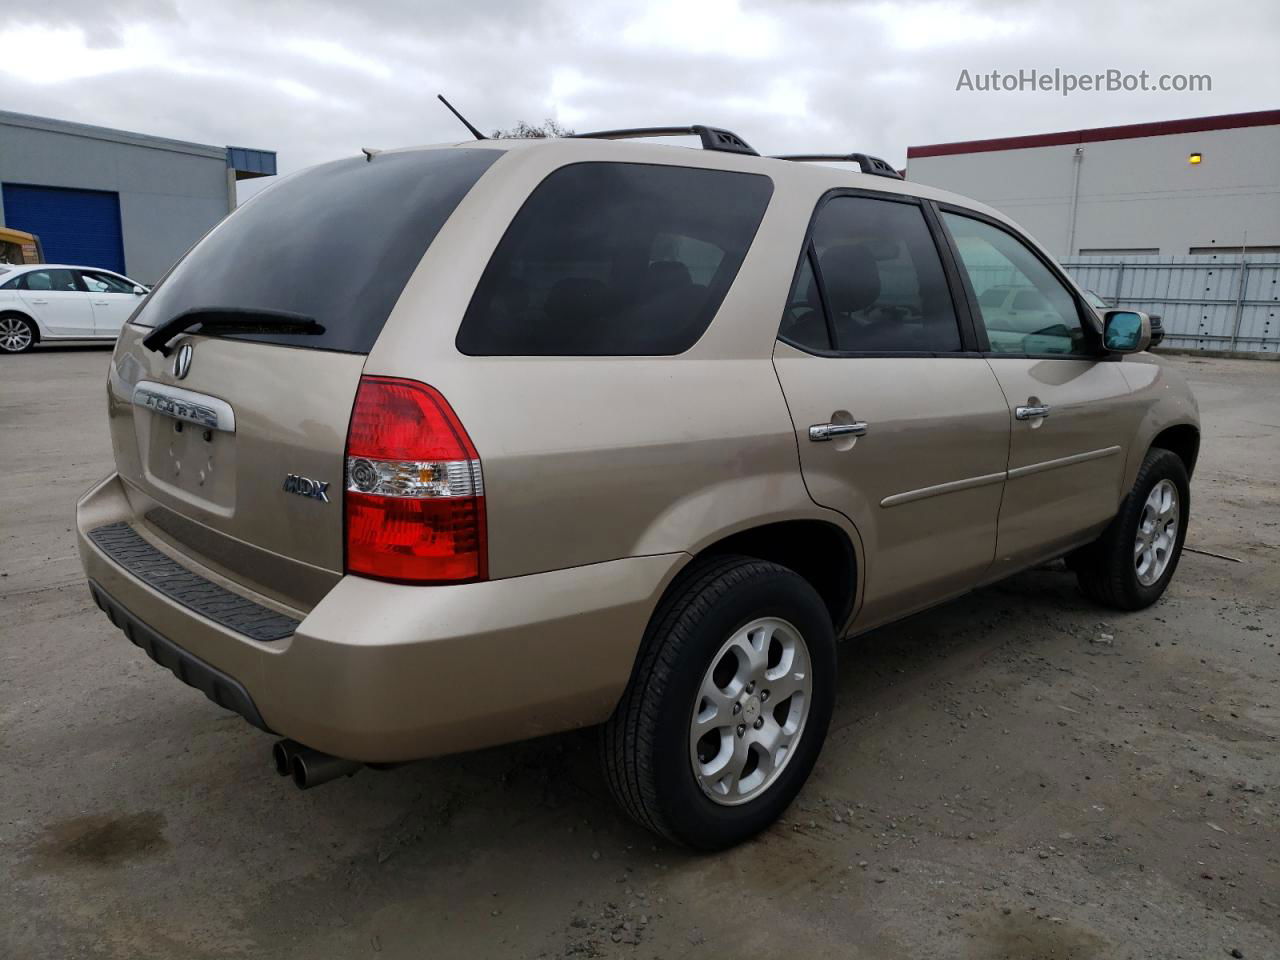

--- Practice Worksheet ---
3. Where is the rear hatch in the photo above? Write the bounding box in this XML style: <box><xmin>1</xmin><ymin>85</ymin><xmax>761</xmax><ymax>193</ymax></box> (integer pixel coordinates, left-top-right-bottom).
<box><xmin>106</xmin><ymin>147</ymin><xmax>502</xmax><ymax>610</ymax></box>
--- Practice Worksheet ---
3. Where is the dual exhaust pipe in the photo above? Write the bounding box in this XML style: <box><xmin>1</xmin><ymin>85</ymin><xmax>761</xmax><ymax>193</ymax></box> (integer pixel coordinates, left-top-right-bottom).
<box><xmin>272</xmin><ymin>739</ymin><xmax>362</xmax><ymax>789</ymax></box>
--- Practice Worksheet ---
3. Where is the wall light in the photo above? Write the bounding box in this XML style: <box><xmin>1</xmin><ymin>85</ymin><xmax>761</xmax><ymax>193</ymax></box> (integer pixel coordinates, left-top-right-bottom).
<box><xmin>1188</xmin><ymin>152</ymin><xmax>1203</xmax><ymax>164</ymax></box>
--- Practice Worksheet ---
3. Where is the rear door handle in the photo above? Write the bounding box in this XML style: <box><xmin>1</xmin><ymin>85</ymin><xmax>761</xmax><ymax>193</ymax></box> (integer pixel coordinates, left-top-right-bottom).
<box><xmin>809</xmin><ymin>421</ymin><xmax>868</xmax><ymax>441</ymax></box>
<box><xmin>30</xmin><ymin>298</ymin><xmax>49</xmax><ymax>304</ymax></box>
<box><xmin>1015</xmin><ymin>403</ymin><xmax>1051</xmax><ymax>420</ymax></box>
<box><xmin>93</xmin><ymin>300</ymin><xmax>110</xmax><ymax>305</ymax></box>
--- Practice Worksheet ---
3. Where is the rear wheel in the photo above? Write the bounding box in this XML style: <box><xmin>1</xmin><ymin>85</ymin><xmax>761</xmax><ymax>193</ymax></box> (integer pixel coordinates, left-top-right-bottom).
<box><xmin>1073</xmin><ymin>447</ymin><xmax>1190</xmax><ymax>610</ymax></box>
<box><xmin>601</xmin><ymin>555</ymin><xmax>836</xmax><ymax>850</ymax></box>
<box><xmin>0</xmin><ymin>315</ymin><xmax>36</xmax><ymax>354</ymax></box>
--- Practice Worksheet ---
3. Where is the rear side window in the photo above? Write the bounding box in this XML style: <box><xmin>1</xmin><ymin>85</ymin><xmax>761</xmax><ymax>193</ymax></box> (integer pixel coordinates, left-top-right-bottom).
<box><xmin>781</xmin><ymin>195</ymin><xmax>961</xmax><ymax>354</ymax></box>
<box><xmin>132</xmin><ymin>148</ymin><xmax>503</xmax><ymax>353</ymax></box>
<box><xmin>456</xmin><ymin>162</ymin><xmax>773</xmax><ymax>356</ymax></box>
<box><xmin>23</xmin><ymin>268</ymin><xmax>80</xmax><ymax>292</ymax></box>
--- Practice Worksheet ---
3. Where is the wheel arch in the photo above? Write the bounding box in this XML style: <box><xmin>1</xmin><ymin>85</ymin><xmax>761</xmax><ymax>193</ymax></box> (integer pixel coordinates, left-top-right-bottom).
<box><xmin>689</xmin><ymin>519</ymin><xmax>859</xmax><ymax>634</ymax></box>
<box><xmin>1149</xmin><ymin>423</ymin><xmax>1200</xmax><ymax>479</ymax></box>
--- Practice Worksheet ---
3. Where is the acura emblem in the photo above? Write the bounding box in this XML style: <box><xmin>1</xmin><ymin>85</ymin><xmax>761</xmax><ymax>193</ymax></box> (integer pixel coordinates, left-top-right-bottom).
<box><xmin>172</xmin><ymin>343</ymin><xmax>193</xmax><ymax>380</ymax></box>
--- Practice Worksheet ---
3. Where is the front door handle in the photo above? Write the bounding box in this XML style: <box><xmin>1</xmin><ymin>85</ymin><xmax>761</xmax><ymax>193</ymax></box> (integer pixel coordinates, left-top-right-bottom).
<box><xmin>809</xmin><ymin>421</ymin><xmax>868</xmax><ymax>441</ymax></box>
<box><xmin>1015</xmin><ymin>403</ymin><xmax>1051</xmax><ymax>420</ymax></box>
<box><xmin>93</xmin><ymin>300</ymin><xmax>110</xmax><ymax>306</ymax></box>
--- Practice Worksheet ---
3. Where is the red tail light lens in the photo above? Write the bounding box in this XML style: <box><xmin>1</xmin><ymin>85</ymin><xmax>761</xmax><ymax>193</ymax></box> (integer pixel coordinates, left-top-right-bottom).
<box><xmin>344</xmin><ymin>376</ymin><xmax>486</xmax><ymax>583</ymax></box>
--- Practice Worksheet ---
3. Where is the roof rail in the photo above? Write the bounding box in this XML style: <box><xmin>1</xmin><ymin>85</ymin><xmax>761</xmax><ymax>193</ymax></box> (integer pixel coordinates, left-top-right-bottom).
<box><xmin>771</xmin><ymin>153</ymin><xmax>904</xmax><ymax>180</ymax></box>
<box><xmin>572</xmin><ymin>125</ymin><xmax>757</xmax><ymax>156</ymax></box>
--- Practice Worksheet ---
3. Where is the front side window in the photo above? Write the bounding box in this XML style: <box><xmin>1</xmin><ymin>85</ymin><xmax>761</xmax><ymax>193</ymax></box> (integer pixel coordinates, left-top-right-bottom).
<box><xmin>23</xmin><ymin>269</ymin><xmax>79</xmax><ymax>292</ymax></box>
<box><xmin>942</xmin><ymin>212</ymin><xmax>1090</xmax><ymax>356</ymax></box>
<box><xmin>457</xmin><ymin>162</ymin><xmax>773</xmax><ymax>356</ymax></box>
<box><xmin>81</xmin><ymin>271</ymin><xmax>134</xmax><ymax>294</ymax></box>
<box><xmin>781</xmin><ymin>195</ymin><xmax>962</xmax><ymax>353</ymax></box>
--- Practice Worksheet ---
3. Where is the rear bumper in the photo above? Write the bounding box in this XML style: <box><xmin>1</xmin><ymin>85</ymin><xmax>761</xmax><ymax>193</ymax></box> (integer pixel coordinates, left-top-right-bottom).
<box><xmin>77</xmin><ymin>472</ymin><xmax>685</xmax><ymax>762</ymax></box>
<box><xmin>88</xmin><ymin>580</ymin><xmax>273</xmax><ymax>732</ymax></box>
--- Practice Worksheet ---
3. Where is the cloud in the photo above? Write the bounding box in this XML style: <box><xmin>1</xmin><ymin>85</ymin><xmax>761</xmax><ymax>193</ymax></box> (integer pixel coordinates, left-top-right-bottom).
<box><xmin>1</xmin><ymin>0</ymin><xmax>1276</xmax><ymax>192</ymax></box>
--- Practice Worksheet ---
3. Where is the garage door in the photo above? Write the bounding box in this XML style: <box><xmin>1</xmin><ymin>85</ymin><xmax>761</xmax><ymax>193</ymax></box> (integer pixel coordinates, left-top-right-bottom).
<box><xmin>2</xmin><ymin>184</ymin><xmax>126</xmax><ymax>274</ymax></box>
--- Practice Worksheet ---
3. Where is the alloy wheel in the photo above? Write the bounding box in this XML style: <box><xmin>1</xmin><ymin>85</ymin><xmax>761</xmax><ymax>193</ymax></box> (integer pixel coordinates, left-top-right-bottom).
<box><xmin>689</xmin><ymin>616</ymin><xmax>812</xmax><ymax>806</ymax></box>
<box><xmin>0</xmin><ymin>317</ymin><xmax>33</xmax><ymax>353</ymax></box>
<box><xmin>1135</xmin><ymin>478</ymin><xmax>1179</xmax><ymax>586</ymax></box>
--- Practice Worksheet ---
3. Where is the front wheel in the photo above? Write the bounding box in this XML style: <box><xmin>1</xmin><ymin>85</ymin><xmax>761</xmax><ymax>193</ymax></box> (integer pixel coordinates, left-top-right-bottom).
<box><xmin>1073</xmin><ymin>447</ymin><xmax>1190</xmax><ymax>610</ymax></box>
<box><xmin>601</xmin><ymin>556</ymin><xmax>836</xmax><ymax>850</ymax></box>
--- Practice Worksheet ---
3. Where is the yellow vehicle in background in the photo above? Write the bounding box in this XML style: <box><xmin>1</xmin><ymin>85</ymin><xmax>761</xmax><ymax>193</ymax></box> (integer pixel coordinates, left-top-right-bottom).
<box><xmin>0</xmin><ymin>226</ymin><xmax>44</xmax><ymax>265</ymax></box>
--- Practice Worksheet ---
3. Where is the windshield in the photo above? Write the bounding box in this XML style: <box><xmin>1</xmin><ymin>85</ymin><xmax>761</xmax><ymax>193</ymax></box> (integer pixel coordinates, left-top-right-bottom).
<box><xmin>132</xmin><ymin>147</ymin><xmax>503</xmax><ymax>353</ymax></box>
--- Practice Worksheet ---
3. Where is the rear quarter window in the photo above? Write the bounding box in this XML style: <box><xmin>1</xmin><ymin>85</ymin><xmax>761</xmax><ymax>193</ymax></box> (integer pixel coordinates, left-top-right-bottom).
<box><xmin>132</xmin><ymin>148</ymin><xmax>503</xmax><ymax>353</ymax></box>
<box><xmin>456</xmin><ymin>162</ymin><xmax>773</xmax><ymax>356</ymax></box>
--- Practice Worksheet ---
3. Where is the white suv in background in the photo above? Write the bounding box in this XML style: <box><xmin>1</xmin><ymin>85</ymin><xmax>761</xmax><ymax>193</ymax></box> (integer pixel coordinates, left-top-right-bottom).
<box><xmin>0</xmin><ymin>263</ymin><xmax>148</xmax><ymax>353</ymax></box>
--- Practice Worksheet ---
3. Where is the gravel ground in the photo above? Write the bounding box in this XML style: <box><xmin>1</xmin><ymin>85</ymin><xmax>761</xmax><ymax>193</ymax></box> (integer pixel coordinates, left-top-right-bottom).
<box><xmin>2</xmin><ymin>347</ymin><xmax>1277</xmax><ymax>960</ymax></box>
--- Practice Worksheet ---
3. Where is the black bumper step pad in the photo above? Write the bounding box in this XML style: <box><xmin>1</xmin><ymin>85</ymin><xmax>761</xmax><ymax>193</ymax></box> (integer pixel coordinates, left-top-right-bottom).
<box><xmin>87</xmin><ymin>521</ymin><xmax>299</xmax><ymax>642</ymax></box>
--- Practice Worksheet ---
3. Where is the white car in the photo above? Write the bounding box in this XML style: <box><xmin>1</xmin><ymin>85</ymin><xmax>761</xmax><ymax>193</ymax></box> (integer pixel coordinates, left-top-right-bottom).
<box><xmin>0</xmin><ymin>263</ymin><xmax>148</xmax><ymax>353</ymax></box>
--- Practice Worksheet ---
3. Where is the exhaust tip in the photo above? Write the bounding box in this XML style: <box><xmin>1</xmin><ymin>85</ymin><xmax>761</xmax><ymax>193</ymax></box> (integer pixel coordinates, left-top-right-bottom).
<box><xmin>272</xmin><ymin>739</ymin><xmax>301</xmax><ymax>776</ymax></box>
<box><xmin>290</xmin><ymin>747</ymin><xmax>361</xmax><ymax>790</ymax></box>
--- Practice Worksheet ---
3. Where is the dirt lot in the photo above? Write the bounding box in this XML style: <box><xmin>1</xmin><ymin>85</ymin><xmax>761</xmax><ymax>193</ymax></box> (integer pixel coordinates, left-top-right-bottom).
<box><xmin>2</xmin><ymin>348</ymin><xmax>1277</xmax><ymax>959</ymax></box>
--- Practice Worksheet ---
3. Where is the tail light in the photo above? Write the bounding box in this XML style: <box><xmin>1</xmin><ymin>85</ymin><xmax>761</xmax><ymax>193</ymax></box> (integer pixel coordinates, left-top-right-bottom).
<box><xmin>344</xmin><ymin>376</ymin><xmax>486</xmax><ymax>583</ymax></box>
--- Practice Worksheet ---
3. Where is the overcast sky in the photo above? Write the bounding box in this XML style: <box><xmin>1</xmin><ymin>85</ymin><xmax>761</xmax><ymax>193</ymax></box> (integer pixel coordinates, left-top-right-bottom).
<box><xmin>2</xmin><ymin>0</ymin><xmax>1276</xmax><ymax>198</ymax></box>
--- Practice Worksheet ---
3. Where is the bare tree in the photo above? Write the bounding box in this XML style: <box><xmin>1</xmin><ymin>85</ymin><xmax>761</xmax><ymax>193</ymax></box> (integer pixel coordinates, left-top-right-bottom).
<box><xmin>491</xmin><ymin>119</ymin><xmax>574</xmax><ymax>139</ymax></box>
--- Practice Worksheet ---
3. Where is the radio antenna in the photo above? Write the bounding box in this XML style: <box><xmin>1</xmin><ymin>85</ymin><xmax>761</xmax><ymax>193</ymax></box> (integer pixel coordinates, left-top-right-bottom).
<box><xmin>437</xmin><ymin>94</ymin><xmax>487</xmax><ymax>140</ymax></box>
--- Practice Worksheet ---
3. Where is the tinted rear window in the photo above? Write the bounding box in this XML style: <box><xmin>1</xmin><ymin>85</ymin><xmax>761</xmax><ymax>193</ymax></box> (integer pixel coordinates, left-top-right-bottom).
<box><xmin>133</xmin><ymin>148</ymin><xmax>502</xmax><ymax>353</ymax></box>
<box><xmin>456</xmin><ymin>162</ymin><xmax>773</xmax><ymax>356</ymax></box>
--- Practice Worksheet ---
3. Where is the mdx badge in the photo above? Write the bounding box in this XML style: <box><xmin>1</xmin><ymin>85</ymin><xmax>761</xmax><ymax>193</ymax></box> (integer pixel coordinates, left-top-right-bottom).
<box><xmin>283</xmin><ymin>474</ymin><xmax>330</xmax><ymax>503</ymax></box>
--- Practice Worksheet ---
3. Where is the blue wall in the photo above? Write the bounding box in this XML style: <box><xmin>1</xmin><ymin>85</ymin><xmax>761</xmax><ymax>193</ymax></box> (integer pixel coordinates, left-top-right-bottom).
<box><xmin>2</xmin><ymin>183</ymin><xmax>127</xmax><ymax>274</ymax></box>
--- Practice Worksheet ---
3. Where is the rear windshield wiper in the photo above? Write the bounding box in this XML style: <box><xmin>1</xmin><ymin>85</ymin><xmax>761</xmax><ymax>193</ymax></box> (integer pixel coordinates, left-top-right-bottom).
<box><xmin>142</xmin><ymin>308</ymin><xmax>324</xmax><ymax>355</ymax></box>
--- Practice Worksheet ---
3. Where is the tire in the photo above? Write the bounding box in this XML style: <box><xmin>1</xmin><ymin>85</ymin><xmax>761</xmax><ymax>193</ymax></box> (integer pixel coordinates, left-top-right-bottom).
<box><xmin>1073</xmin><ymin>447</ymin><xmax>1190</xmax><ymax>610</ymax></box>
<box><xmin>0</xmin><ymin>314</ymin><xmax>37</xmax><ymax>354</ymax></box>
<box><xmin>601</xmin><ymin>555</ymin><xmax>837</xmax><ymax>850</ymax></box>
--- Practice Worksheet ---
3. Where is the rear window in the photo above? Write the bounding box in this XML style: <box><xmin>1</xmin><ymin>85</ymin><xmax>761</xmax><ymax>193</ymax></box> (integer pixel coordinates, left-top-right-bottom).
<box><xmin>132</xmin><ymin>148</ymin><xmax>502</xmax><ymax>353</ymax></box>
<box><xmin>456</xmin><ymin>162</ymin><xmax>773</xmax><ymax>356</ymax></box>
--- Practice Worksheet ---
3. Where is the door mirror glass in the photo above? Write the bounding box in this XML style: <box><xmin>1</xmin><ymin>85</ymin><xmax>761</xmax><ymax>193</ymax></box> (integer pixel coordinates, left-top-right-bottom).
<box><xmin>1103</xmin><ymin>310</ymin><xmax>1150</xmax><ymax>353</ymax></box>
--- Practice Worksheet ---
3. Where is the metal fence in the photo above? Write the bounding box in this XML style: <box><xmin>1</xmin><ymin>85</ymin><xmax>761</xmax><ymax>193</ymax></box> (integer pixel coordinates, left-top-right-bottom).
<box><xmin>1061</xmin><ymin>255</ymin><xmax>1280</xmax><ymax>353</ymax></box>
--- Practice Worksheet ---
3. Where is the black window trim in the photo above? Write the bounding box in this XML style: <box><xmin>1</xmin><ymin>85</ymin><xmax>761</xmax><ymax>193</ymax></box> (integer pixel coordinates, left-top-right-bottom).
<box><xmin>932</xmin><ymin>201</ymin><xmax>1110</xmax><ymax>362</ymax></box>
<box><xmin>777</xmin><ymin>186</ymin><xmax>984</xmax><ymax>359</ymax></box>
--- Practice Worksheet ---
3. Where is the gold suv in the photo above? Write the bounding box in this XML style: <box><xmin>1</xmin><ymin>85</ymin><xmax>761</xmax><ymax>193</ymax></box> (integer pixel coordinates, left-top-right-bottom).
<box><xmin>76</xmin><ymin>126</ymin><xmax>1199</xmax><ymax>849</ymax></box>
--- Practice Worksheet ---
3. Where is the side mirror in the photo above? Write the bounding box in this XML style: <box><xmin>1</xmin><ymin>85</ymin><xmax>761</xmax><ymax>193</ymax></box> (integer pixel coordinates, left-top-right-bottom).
<box><xmin>132</xmin><ymin>285</ymin><xmax>147</xmax><ymax>295</ymax></box>
<box><xmin>1102</xmin><ymin>309</ymin><xmax>1151</xmax><ymax>353</ymax></box>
